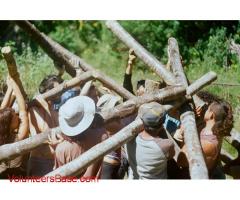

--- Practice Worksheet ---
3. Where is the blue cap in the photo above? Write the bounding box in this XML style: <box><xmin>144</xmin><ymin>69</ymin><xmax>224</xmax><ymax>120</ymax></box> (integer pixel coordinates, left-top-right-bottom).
<box><xmin>53</xmin><ymin>88</ymin><xmax>79</xmax><ymax>111</ymax></box>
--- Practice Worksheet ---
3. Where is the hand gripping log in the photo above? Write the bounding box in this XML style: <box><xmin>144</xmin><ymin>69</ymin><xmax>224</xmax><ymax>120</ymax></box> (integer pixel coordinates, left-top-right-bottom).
<box><xmin>168</xmin><ymin>37</ymin><xmax>209</xmax><ymax>179</ymax></box>
<box><xmin>0</xmin><ymin>72</ymin><xmax>217</xmax><ymax>163</ymax></box>
<box><xmin>105</xmin><ymin>20</ymin><xmax>177</xmax><ymax>86</ymax></box>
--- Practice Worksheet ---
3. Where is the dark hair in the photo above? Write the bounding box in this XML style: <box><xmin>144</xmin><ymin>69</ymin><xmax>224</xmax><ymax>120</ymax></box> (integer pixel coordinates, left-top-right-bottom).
<box><xmin>210</xmin><ymin>101</ymin><xmax>233</xmax><ymax>137</ymax></box>
<box><xmin>0</xmin><ymin>108</ymin><xmax>15</xmax><ymax>145</ymax></box>
<box><xmin>197</xmin><ymin>91</ymin><xmax>233</xmax><ymax>136</ymax></box>
<box><xmin>143</xmin><ymin>123</ymin><xmax>164</xmax><ymax>136</ymax></box>
<box><xmin>137</xmin><ymin>80</ymin><xmax>146</xmax><ymax>90</ymax></box>
<box><xmin>39</xmin><ymin>75</ymin><xmax>64</xmax><ymax>94</ymax></box>
<box><xmin>0</xmin><ymin>92</ymin><xmax>5</xmax><ymax>105</ymax></box>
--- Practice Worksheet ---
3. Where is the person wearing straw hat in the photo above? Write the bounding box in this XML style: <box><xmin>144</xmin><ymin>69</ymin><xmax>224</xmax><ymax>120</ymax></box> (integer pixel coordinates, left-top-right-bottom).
<box><xmin>27</xmin><ymin>75</ymin><xmax>79</xmax><ymax>177</ymax></box>
<box><xmin>50</xmin><ymin>96</ymin><xmax>108</xmax><ymax>177</ymax></box>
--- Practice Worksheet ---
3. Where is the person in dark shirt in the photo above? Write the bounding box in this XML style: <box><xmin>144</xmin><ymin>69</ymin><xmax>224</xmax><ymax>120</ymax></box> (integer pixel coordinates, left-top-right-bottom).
<box><xmin>123</xmin><ymin>49</ymin><xmax>145</xmax><ymax>96</ymax></box>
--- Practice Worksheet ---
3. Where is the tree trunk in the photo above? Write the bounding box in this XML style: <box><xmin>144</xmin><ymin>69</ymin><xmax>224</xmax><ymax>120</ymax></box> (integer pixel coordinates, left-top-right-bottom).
<box><xmin>92</xmin><ymin>71</ymin><xmax>135</xmax><ymax>99</ymax></box>
<box><xmin>0</xmin><ymin>128</ymin><xmax>61</xmax><ymax>162</ymax></box>
<box><xmin>80</xmin><ymin>81</ymin><xmax>93</xmax><ymax>96</ymax></box>
<box><xmin>1</xmin><ymin>46</ymin><xmax>28</xmax><ymax>100</ymax></box>
<box><xmin>16</xmin><ymin>21</ymin><xmax>135</xmax><ymax>100</ymax></box>
<box><xmin>37</xmin><ymin>71</ymin><xmax>93</xmax><ymax>101</ymax></box>
<box><xmin>16</xmin><ymin>21</ymin><xmax>77</xmax><ymax>77</ymax></box>
<box><xmin>105</xmin><ymin>20</ymin><xmax>177</xmax><ymax>86</ymax></box>
<box><xmin>101</xmin><ymin>85</ymin><xmax>186</xmax><ymax>123</ymax></box>
<box><xmin>168</xmin><ymin>37</ymin><xmax>209</xmax><ymax>179</ymax></box>
<box><xmin>46</xmin><ymin>118</ymin><xmax>144</xmax><ymax>177</ymax></box>
<box><xmin>0</xmin><ymin>71</ymin><xmax>216</xmax><ymax>161</ymax></box>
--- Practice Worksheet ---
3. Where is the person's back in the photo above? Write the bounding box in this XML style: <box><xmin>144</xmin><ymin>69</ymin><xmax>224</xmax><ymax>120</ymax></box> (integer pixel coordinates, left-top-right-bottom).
<box><xmin>127</xmin><ymin>134</ymin><xmax>173</xmax><ymax>179</ymax></box>
<box><xmin>51</xmin><ymin>96</ymin><xmax>108</xmax><ymax>178</ymax></box>
<box><xmin>126</xmin><ymin>102</ymin><xmax>175</xmax><ymax>179</ymax></box>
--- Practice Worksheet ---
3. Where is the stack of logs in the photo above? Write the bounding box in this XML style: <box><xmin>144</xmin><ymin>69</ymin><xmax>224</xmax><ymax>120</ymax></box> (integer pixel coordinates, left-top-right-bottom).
<box><xmin>0</xmin><ymin>20</ymin><xmax>238</xmax><ymax>179</ymax></box>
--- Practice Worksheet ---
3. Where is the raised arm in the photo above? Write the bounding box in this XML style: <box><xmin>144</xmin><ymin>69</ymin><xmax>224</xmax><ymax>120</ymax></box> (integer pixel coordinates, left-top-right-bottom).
<box><xmin>9</xmin><ymin>78</ymin><xmax>29</xmax><ymax>140</ymax></box>
<box><xmin>123</xmin><ymin>49</ymin><xmax>136</xmax><ymax>95</ymax></box>
<box><xmin>1</xmin><ymin>46</ymin><xmax>29</xmax><ymax>141</ymax></box>
<box><xmin>0</xmin><ymin>83</ymin><xmax>14</xmax><ymax>109</ymax></box>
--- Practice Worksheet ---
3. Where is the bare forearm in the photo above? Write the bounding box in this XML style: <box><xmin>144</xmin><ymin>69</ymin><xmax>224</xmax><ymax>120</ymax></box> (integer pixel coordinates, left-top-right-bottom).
<box><xmin>0</xmin><ymin>86</ymin><xmax>13</xmax><ymax>109</ymax></box>
<box><xmin>10</xmin><ymin>78</ymin><xmax>29</xmax><ymax>140</ymax></box>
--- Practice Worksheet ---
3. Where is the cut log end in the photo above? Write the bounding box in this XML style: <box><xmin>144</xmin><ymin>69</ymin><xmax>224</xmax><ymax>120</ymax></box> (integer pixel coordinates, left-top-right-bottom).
<box><xmin>1</xmin><ymin>46</ymin><xmax>12</xmax><ymax>55</ymax></box>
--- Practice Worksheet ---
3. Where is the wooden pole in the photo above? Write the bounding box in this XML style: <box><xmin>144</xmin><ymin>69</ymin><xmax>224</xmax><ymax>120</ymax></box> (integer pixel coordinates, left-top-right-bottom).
<box><xmin>105</xmin><ymin>20</ymin><xmax>177</xmax><ymax>86</ymax></box>
<box><xmin>92</xmin><ymin>71</ymin><xmax>135</xmax><ymax>99</ymax></box>
<box><xmin>16</xmin><ymin>21</ymin><xmax>135</xmax><ymax>100</ymax></box>
<box><xmin>37</xmin><ymin>71</ymin><xmax>93</xmax><ymax>101</ymax></box>
<box><xmin>101</xmin><ymin>85</ymin><xmax>186</xmax><ymax>123</ymax></box>
<box><xmin>0</xmin><ymin>70</ymin><xmax>216</xmax><ymax>162</ymax></box>
<box><xmin>0</xmin><ymin>128</ymin><xmax>61</xmax><ymax>162</ymax></box>
<box><xmin>46</xmin><ymin>118</ymin><xmax>144</xmax><ymax>177</ymax></box>
<box><xmin>16</xmin><ymin>21</ymin><xmax>77</xmax><ymax>77</ymax></box>
<box><xmin>1</xmin><ymin>46</ymin><xmax>28</xmax><ymax>100</ymax></box>
<box><xmin>168</xmin><ymin>37</ymin><xmax>209</xmax><ymax>179</ymax></box>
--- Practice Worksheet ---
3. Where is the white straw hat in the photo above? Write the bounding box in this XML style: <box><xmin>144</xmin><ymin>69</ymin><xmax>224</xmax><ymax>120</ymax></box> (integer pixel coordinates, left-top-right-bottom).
<box><xmin>59</xmin><ymin>96</ymin><xmax>96</xmax><ymax>136</ymax></box>
<box><xmin>97</xmin><ymin>94</ymin><xmax>121</xmax><ymax>111</ymax></box>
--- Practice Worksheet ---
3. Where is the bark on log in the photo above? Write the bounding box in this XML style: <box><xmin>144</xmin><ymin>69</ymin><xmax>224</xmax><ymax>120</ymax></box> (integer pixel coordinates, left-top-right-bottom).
<box><xmin>80</xmin><ymin>81</ymin><xmax>93</xmax><ymax>96</ymax></box>
<box><xmin>101</xmin><ymin>85</ymin><xmax>186</xmax><ymax>123</ymax></box>
<box><xmin>0</xmin><ymin>71</ymin><xmax>216</xmax><ymax>162</ymax></box>
<box><xmin>16</xmin><ymin>21</ymin><xmax>134</xmax><ymax>100</ymax></box>
<box><xmin>186</xmin><ymin>71</ymin><xmax>217</xmax><ymax>96</ymax></box>
<box><xmin>105</xmin><ymin>20</ymin><xmax>177</xmax><ymax>86</ymax></box>
<box><xmin>92</xmin><ymin>71</ymin><xmax>135</xmax><ymax>99</ymax></box>
<box><xmin>46</xmin><ymin>118</ymin><xmax>144</xmax><ymax>177</ymax></box>
<box><xmin>0</xmin><ymin>128</ymin><xmax>61</xmax><ymax>162</ymax></box>
<box><xmin>16</xmin><ymin>21</ymin><xmax>77</xmax><ymax>76</ymax></box>
<box><xmin>168</xmin><ymin>37</ymin><xmax>209</xmax><ymax>179</ymax></box>
<box><xmin>1</xmin><ymin>46</ymin><xmax>28</xmax><ymax>100</ymax></box>
<box><xmin>37</xmin><ymin>71</ymin><xmax>93</xmax><ymax>101</ymax></box>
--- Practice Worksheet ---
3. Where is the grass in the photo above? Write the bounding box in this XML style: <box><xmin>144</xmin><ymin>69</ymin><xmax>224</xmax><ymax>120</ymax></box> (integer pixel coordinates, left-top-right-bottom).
<box><xmin>0</xmin><ymin>45</ymin><xmax>240</xmax><ymax>159</ymax></box>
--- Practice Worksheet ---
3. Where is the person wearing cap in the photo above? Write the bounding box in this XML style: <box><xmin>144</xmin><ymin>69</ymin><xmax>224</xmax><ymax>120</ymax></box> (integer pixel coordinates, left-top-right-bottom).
<box><xmin>50</xmin><ymin>96</ymin><xmax>108</xmax><ymax>178</ymax></box>
<box><xmin>27</xmin><ymin>75</ymin><xmax>79</xmax><ymax>176</ymax></box>
<box><xmin>126</xmin><ymin>102</ymin><xmax>175</xmax><ymax>179</ymax></box>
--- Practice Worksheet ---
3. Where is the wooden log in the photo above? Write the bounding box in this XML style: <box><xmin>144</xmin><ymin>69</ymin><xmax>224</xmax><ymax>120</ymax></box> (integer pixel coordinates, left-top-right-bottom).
<box><xmin>37</xmin><ymin>71</ymin><xmax>93</xmax><ymax>101</ymax></box>
<box><xmin>168</xmin><ymin>37</ymin><xmax>209</xmax><ymax>179</ymax></box>
<box><xmin>1</xmin><ymin>46</ymin><xmax>28</xmax><ymax>100</ymax></box>
<box><xmin>92</xmin><ymin>71</ymin><xmax>135</xmax><ymax>99</ymax></box>
<box><xmin>16</xmin><ymin>21</ymin><xmax>77</xmax><ymax>77</ymax></box>
<box><xmin>186</xmin><ymin>71</ymin><xmax>217</xmax><ymax>96</ymax></box>
<box><xmin>46</xmin><ymin>118</ymin><xmax>144</xmax><ymax>177</ymax></box>
<box><xmin>16</xmin><ymin>21</ymin><xmax>134</xmax><ymax>100</ymax></box>
<box><xmin>0</xmin><ymin>128</ymin><xmax>61</xmax><ymax>162</ymax></box>
<box><xmin>101</xmin><ymin>85</ymin><xmax>186</xmax><ymax>123</ymax></box>
<box><xmin>105</xmin><ymin>20</ymin><xmax>177</xmax><ymax>86</ymax></box>
<box><xmin>80</xmin><ymin>81</ymin><xmax>93</xmax><ymax>96</ymax></box>
<box><xmin>0</xmin><ymin>72</ymin><xmax>216</xmax><ymax>161</ymax></box>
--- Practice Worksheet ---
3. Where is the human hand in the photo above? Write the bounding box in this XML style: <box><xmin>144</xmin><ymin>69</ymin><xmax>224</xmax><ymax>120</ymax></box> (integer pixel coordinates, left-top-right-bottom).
<box><xmin>173</xmin><ymin>126</ymin><xmax>184</xmax><ymax>142</ymax></box>
<box><xmin>47</xmin><ymin>132</ymin><xmax>64</xmax><ymax>155</ymax></box>
<box><xmin>128</xmin><ymin>49</ymin><xmax>136</xmax><ymax>64</ymax></box>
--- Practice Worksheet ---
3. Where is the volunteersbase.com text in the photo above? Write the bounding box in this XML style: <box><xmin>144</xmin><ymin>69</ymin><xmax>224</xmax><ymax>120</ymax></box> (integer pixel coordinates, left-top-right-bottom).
<box><xmin>8</xmin><ymin>175</ymin><xmax>99</xmax><ymax>183</ymax></box>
